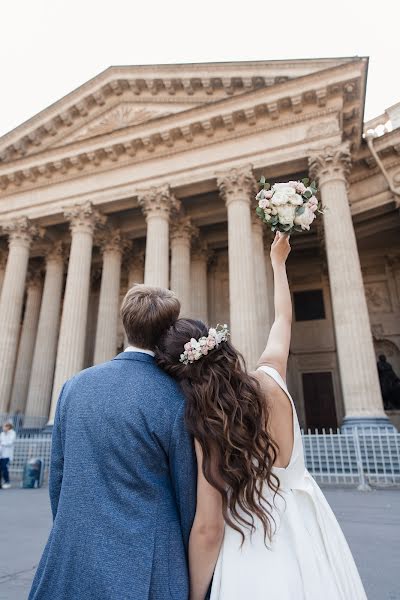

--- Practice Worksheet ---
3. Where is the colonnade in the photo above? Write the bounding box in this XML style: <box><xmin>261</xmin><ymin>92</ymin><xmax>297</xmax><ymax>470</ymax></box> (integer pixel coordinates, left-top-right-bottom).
<box><xmin>0</xmin><ymin>149</ymin><xmax>389</xmax><ymax>427</ymax></box>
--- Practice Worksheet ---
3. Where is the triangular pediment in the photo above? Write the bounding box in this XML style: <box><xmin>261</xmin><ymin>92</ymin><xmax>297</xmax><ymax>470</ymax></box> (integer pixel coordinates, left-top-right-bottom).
<box><xmin>54</xmin><ymin>100</ymin><xmax>196</xmax><ymax>146</ymax></box>
<box><xmin>0</xmin><ymin>57</ymin><xmax>365</xmax><ymax>164</ymax></box>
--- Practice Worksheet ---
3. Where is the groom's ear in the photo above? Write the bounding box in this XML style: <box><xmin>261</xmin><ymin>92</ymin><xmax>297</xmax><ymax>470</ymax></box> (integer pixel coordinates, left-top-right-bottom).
<box><xmin>121</xmin><ymin>284</ymin><xmax>180</xmax><ymax>348</ymax></box>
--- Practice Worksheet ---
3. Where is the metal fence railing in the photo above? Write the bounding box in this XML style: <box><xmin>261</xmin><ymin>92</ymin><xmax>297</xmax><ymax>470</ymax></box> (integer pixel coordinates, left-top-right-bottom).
<box><xmin>302</xmin><ymin>428</ymin><xmax>400</xmax><ymax>489</ymax></box>
<box><xmin>7</xmin><ymin>429</ymin><xmax>400</xmax><ymax>489</ymax></box>
<box><xmin>9</xmin><ymin>437</ymin><xmax>52</xmax><ymax>481</ymax></box>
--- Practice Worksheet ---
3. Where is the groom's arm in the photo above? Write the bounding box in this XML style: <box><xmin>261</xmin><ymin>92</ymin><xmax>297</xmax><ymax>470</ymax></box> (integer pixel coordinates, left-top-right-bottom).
<box><xmin>49</xmin><ymin>383</ymin><xmax>67</xmax><ymax>520</ymax></box>
<box><xmin>169</xmin><ymin>402</ymin><xmax>197</xmax><ymax>548</ymax></box>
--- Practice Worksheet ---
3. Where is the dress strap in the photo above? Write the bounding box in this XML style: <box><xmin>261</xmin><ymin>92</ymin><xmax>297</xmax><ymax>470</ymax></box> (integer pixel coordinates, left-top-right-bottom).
<box><xmin>257</xmin><ymin>366</ymin><xmax>291</xmax><ymax>399</ymax></box>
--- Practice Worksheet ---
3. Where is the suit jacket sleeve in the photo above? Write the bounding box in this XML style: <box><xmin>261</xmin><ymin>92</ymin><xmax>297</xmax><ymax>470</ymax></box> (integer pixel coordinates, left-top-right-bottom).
<box><xmin>169</xmin><ymin>402</ymin><xmax>197</xmax><ymax>549</ymax></box>
<box><xmin>49</xmin><ymin>383</ymin><xmax>67</xmax><ymax>520</ymax></box>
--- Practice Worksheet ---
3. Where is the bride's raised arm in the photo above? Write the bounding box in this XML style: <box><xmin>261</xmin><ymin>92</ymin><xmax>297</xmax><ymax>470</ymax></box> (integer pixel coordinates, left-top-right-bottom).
<box><xmin>257</xmin><ymin>232</ymin><xmax>292</xmax><ymax>381</ymax></box>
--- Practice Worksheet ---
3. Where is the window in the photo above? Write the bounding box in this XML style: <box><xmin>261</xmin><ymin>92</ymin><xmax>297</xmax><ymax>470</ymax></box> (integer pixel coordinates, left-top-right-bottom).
<box><xmin>293</xmin><ymin>289</ymin><xmax>325</xmax><ymax>321</ymax></box>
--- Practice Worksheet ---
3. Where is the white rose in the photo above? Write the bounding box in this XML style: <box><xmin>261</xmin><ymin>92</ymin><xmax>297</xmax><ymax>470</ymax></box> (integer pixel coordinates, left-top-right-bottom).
<box><xmin>277</xmin><ymin>204</ymin><xmax>296</xmax><ymax>226</ymax></box>
<box><xmin>294</xmin><ymin>206</ymin><xmax>316</xmax><ymax>230</ymax></box>
<box><xmin>289</xmin><ymin>194</ymin><xmax>304</xmax><ymax>206</ymax></box>
<box><xmin>271</xmin><ymin>183</ymin><xmax>297</xmax><ymax>206</ymax></box>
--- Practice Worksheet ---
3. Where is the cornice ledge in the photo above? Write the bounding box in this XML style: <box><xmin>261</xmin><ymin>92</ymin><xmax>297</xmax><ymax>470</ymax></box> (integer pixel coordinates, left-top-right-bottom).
<box><xmin>0</xmin><ymin>107</ymin><xmax>341</xmax><ymax>195</ymax></box>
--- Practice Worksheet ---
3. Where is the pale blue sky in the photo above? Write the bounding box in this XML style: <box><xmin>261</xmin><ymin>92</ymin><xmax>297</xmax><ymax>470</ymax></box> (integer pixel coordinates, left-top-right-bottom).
<box><xmin>1</xmin><ymin>0</ymin><xmax>398</xmax><ymax>136</ymax></box>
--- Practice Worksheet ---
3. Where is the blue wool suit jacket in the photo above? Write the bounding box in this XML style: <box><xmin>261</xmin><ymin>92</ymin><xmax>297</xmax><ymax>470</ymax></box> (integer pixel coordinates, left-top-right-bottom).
<box><xmin>29</xmin><ymin>352</ymin><xmax>197</xmax><ymax>600</ymax></box>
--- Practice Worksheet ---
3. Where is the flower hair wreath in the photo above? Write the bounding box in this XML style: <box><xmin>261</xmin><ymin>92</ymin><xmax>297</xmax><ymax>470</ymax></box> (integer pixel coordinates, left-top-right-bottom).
<box><xmin>179</xmin><ymin>324</ymin><xmax>230</xmax><ymax>365</ymax></box>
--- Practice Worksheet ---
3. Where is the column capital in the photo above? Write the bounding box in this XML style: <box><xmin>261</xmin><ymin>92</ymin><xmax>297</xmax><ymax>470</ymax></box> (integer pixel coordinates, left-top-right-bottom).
<box><xmin>170</xmin><ymin>216</ymin><xmax>198</xmax><ymax>244</ymax></box>
<box><xmin>308</xmin><ymin>142</ymin><xmax>352</xmax><ymax>186</ymax></box>
<box><xmin>138</xmin><ymin>185</ymin><xmax>180</xmax><ymax>220</ymax></box>
<box><xmin>26</xmin><ymin>265</ymin><xmax>43</xmax><ymax>290</ymax></box>
<box><xmin>191</xmin><ymin>238</ymin><xmax>209</xmax><ymax>262</ymax></box>
<box><xmin>45</xmin><ymin>240</ymin><xmax>64</xmax><ymax>264</ymax></box>
<box><xmin>216</xmin><ymin>164</ymin><xmax>257</xmax><ymax>206</ymax></box>
<box><xmin>98</xmin><ymin>228</ymin><xmax>128</xmax><ymax>255</ymax></box>
<box><xmin>2</xmin><ymin>216</ymin><xmax>41</xmax><ymax>249</ymax></box>
<box><xmin>124</xmin><ymin>241</ymin><xmax>145</xmax><ymax>269</ymax></box>
<box><xmin>64</xmin><ymin>201</ymin><xmax>106</xmax><ymax>235</ymax></box>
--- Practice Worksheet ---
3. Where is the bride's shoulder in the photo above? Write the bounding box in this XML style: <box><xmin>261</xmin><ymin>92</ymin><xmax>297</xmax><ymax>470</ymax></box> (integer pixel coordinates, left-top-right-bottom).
<box><xmin>251</xmin><ymin>368</ymin><xmax>291</xmax><ymax>410</ymax></box>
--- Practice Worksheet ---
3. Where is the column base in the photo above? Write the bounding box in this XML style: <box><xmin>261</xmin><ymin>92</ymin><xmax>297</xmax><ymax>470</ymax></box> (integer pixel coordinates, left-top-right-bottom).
<box><xmin>341</xmin><ymin>415</ymin><xmax>397</xmax><ymax>431</ymax></box>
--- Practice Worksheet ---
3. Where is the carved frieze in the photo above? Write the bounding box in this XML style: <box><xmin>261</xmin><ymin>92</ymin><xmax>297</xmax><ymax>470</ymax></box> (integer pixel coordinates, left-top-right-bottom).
<box><xmin>364</xmin><ymin>281</ymin><xmax>392</xmax><ymax>313</ymax></box>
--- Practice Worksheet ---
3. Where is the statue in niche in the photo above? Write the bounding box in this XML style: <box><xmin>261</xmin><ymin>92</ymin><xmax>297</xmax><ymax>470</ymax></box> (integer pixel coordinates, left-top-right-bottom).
<box><xmin>377</xmin><ymin>354</ymin><xmax>400</xmax><ymax>410</ymax></box>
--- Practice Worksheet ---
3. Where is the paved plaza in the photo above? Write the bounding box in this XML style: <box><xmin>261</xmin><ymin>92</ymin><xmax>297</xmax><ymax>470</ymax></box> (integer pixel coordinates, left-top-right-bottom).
<box><xmin>0</xmin><ymin>486</ymin><xmax>399</xmax><ymax>600</ymax></box>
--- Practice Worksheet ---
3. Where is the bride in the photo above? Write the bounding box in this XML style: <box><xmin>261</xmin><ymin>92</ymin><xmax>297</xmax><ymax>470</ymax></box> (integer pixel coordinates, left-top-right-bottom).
<box><xmin>155</xmin><ymin>232</ymin><xmax>367</xmax><ymax>600</ymax></box>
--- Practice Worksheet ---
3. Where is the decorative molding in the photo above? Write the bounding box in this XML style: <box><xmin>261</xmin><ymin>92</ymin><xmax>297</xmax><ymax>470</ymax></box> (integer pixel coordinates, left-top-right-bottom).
<box><xmin>308</xmin><ymin>142</ymin><xmax>352</xmax><ymax>186</ymax></box>
<box><xmin>0</xmin><ymin>105</ymin><xmax>343</xmax><ymax>196</ymax></box>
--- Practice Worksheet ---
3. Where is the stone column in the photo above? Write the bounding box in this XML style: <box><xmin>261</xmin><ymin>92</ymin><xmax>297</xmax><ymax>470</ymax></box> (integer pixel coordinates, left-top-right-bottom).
<box><xmin>93</xmin><ymin>229</ymin><xmax>124</xmax><ymax>365</ymax></box>
<box><xmin>217</xmin><ymin>165</ymin><xmax>259</xmax><ymax>369</ymax></box>
<box><xmin>9</xmin><ymin>269</ymin><xmax>43</xmax><ymax>414</ymax></box>
<box><xmin>191</xmin><ymin>241</ymin><xmax>209</xmax><ymax>323</ymax></box>
<box><xmin>138</xmin><ymin>185</ymin><xmax>179</xmax><ymax>288</ymax></box>
<box><xmin>309</xmin><ymin>143</ymin><xmax>391</xmax><ymax>429</ymax></box>
<box><xmin>251</xmin><ymin>215</ymin><xmax>271</xmax><ymax>356</ymax></box>
<box><xmin>170</xmin><ymin>217</ymin><xmax>197</xmax><ymax>316</ymax></box>
<box><xmin>49</xmin><ymin>202</ymin><xmax>105</xmax><ymax>423</ymax></box>
<box><xmin>0</xmin><ymin>218</ymin><xmax>38</xmax><ymax>412</ymax></box>
<box><xmin>0</xmin><ymin>248</ymin><xmax>7</xmax><ymax>296</ymax></box>
<box><xmin>127</xmin><ymin>246</ymin><xmax>145</xmax><ymax>288</ymax></box>
<box><xmin>25</xmin><ymin>242</ymin><xmax>64</xmax><ymax>422</ymax></box>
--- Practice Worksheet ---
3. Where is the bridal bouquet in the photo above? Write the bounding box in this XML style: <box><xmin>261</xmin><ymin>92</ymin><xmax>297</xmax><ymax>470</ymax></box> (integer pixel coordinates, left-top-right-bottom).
<box><xmin>255</xmin><ymin>177</ymin><xmax>322</xmax><ymax>234</ymax></box>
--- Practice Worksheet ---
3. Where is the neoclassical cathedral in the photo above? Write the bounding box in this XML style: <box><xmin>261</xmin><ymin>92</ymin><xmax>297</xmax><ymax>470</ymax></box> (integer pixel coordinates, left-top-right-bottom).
<box><xmin>0</xmin><ymin>57</ymin><xmax>399</xmax><ymax>430</ymax></box>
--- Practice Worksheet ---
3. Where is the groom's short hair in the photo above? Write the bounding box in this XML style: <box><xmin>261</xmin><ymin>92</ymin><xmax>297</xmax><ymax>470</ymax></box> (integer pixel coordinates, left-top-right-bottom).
<box><xmin>121</xmin><ymin>284</ymin><xmax>180</xmax><ymax>350</ymax></box>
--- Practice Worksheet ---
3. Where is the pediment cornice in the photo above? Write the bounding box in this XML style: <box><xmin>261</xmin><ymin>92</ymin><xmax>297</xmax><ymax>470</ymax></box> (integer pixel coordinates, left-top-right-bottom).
<box><xmin>0</xmin><ymin>59</ymin><xmax>368</xmax><ymax>195</ymax></box>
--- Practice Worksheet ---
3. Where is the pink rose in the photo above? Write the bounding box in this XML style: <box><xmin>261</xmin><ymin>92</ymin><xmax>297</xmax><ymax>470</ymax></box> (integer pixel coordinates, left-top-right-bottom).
<box><xmin>288</xmin><ymin>181</ymin><xmax>298</xmax><ymax>189</ymax></box>
<box><xmin>265</xmin><ymin>190</ymin><xmax>273</xmax><ymax>199</ymax></box>
<box><xmin>258</xmin><ymin>199</ymin><xmax>270</xmax><ymax>209</ymax></box>
<box><xmin>207</xmin><ymin>338</ymin><xmax>216</xmax><ymax>349</ymax></box>
<box><xmin>184</xmin><ymin>342</ymin><xmax>192</xmax><ymax>351</ymax></box>
<box><xmin>201</xmin><ymin>346</ymin><xmax>208</xmax><ymax>355</ymax></box>
<box><xmin>295</xmin><ymin>182</ymin><xmax>306</xmax><ymax>194</ymax></box>
<box><xmin>308</xmin><ymin>195</ymin><xmax>318</xmax><ymax>205</ymax></box>
<box><xmin>309</xmin><ymin>203</ymin><xmax>318</xmax><ymax>212</ymax></box>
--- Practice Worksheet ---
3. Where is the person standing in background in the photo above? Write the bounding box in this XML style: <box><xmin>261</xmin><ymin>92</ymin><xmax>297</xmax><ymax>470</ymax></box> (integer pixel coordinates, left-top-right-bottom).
<box><xmin>0</xmin><ymin>422</ymin><xmax>17</xmax><ymax>489</ymax></box>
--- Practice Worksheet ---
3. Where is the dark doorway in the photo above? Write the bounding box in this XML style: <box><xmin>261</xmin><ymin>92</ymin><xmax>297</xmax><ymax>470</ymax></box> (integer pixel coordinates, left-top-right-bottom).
<box><xmin>302</xmin><ymin>372</ymin><xmax>338</xmax><ymax>431</ymax></box>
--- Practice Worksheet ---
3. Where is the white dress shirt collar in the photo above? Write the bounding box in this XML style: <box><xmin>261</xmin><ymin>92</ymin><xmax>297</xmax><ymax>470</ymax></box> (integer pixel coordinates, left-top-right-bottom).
<box><xmin>124</xmin><ymin>345</ymin><xmax>155</xmax><ymax>357</ymax></box>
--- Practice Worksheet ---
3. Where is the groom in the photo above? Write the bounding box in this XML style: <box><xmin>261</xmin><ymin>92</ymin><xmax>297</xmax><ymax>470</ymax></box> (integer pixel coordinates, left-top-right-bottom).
<box><xmin>29</xmin><ymin>285</ymin><xmax>197</xmax><ymax>600</ymax></box>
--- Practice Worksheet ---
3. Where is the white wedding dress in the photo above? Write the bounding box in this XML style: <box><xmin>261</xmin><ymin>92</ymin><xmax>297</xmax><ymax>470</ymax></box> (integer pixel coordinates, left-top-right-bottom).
<box><xmin>210</xmin><ymin>366</ymin><xmax>367</xmax><ymax>600</ymax></box>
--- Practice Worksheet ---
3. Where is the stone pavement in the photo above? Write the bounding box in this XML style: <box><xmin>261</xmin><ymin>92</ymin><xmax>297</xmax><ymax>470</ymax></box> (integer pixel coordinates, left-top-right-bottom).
<box><xmin>0</xmin><ymin>487</ymin><xmax>399</xmax><ymax>600</ymax></box>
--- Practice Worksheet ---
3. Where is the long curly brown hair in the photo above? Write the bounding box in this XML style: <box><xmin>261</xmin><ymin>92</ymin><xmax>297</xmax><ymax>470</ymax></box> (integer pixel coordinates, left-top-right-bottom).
<box><xmin>155</xmin><ymin>318</ymin><xmax>280</xmax><ymax>542</ymax></box>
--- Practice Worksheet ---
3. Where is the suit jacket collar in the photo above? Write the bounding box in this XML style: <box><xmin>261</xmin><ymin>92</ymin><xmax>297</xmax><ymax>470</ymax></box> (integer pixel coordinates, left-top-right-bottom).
<box><xmin>113</xmin><ymin>352</ymin><xmax>155</xmax><ymax>364</ymax></box>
